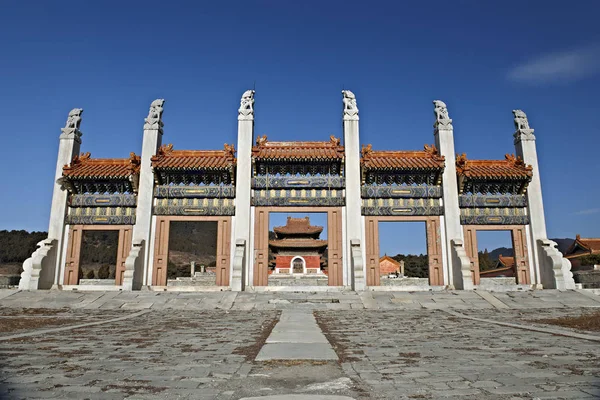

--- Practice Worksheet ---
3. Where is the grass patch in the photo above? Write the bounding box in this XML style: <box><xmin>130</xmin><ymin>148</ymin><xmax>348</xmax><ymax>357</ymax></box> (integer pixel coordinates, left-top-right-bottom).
<box><xmin>535</xmin><ymin>310</ymin><xmax>600</xmax><ymax>332</ymax></box>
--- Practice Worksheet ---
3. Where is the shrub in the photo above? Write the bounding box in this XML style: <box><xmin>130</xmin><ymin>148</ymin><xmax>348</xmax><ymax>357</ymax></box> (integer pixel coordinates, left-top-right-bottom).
<box><xmin>86</xmin><ymin>270</ymin><xmax>95</xmax><ymax>279</ymax></box>
<box><xmin>98</xmin><ymin>264</ymin><xmax>110</xmax><ymax>279</ymax></box>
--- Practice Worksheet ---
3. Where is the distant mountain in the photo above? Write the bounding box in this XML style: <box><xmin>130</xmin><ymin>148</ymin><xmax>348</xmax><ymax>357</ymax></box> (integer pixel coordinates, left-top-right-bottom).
<box><xmin>489</xmin><ymin>247</ymin><xmax>513</xmax><ymax>261</ymax></box>
<box><xmin>487</xmin><ymin>238</ymin><xmax>574</xmax><ymax>262</ymax></box>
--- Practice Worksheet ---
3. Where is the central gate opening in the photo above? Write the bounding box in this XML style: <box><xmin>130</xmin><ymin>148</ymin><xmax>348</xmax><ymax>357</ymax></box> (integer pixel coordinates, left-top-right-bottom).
<box><xmin>267</xmin><ymin>212</ymin><xmax>328</xmax><ymax>286</ymax></box>
<box><xmin>253</xmin><ymin>207</ymin><xmax>343</xmax><ymax>287</ymax></box>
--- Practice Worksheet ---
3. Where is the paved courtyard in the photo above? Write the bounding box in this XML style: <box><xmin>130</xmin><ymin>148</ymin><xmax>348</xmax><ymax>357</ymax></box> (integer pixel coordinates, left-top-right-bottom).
<box><xmin>0</xmin><ymin>289</ymin><xmax>599</xmax><ymax>399</ymax></box>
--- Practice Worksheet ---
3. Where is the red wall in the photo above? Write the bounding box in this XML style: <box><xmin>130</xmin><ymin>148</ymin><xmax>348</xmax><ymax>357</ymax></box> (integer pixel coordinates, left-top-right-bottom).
<box><xmin>379</xmin><ymin>259</ymin><xmax>400</xmax><ymax>275</ymax></box>
<box><xmin>275</xmin><ymin>255</ymin><xmax>321</xmax><ymax>270</ymax></box>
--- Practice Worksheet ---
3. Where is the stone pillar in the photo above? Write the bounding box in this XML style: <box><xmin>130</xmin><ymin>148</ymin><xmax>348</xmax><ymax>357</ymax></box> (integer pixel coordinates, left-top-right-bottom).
<box><xmin>123</xmin><ymin>99</ymin><xmax>164</xmax><ymax>290</ymax></box>
<box><xmin>232</xmin><ymin>90</ymin><xmax>255</xmax><ymax>291</ymax></box>
<box><xmin>513</xmin><ymin>110</ymin><xmax>575</xmax><ymax>289</ymax></box>
<box><xmin>20</xmin><ymin>109</ymin><xmax>83</xmax><ymax>290</ymax></box>
<box><xmin>433</xmin><ymin>100</ymin><xmax>472</xmax><ymax>290</ymax></box>
<box><xmin>342</xmin><ymin>90</ymin><xmax>365</xmax><ymax>290</ymax></box>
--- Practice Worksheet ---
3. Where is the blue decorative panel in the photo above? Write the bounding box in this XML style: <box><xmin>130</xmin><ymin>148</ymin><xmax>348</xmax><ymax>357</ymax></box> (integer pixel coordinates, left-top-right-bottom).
<box><xmin>252</xmin><ymin>176</ymin><xmax>345</xmax><ymax>189</ymax></box>
<box><xmin>460</xmin><ymin>215</ymin><xmax>530</xmax><ymax>225</ymax></box>
<box><xmin>154</xmin><ymin>205</ymin><xmax>235</xmax><ymax>216</ymax></box>
<box><xmin>361</xmin><ymin>185</ymin><xmax>442</xmax><ymax>199</ymax></box>
<box><xmin>362</xmin><ymin>206</ymin><xmax>443</xmax><ymax>216</ymax></box>
<box><xmin>66</xmin><ymin>215</ymin><xmax>136</xmax><ymax>225</ymax></box>
<box><xmin>154</xmin><ymin>185</ymin><xmax>235</xmax><ymax>199</ymax></box>
<box><xmin>459</xmin><ymin>194</ymin><xmax>527</xmax><ymax>208</ymax></box>
<box><xmin>69</xmin><ymin>194</ymin><xmax>137</xmax><ymax>207</ymax></box>
<box><xmin>252</xmin><ymin>197</ymin><xmax>345</xmax><ymax>207</ymax></box>
<box><xmin>154</xmin><ymin>198</ymin><xmax>234</xmax><ymax>216</ymax></box>
<box><xmin>460</xmin><ymin>207</ymin><xmax>528</xmax><ymax>225</ymax></box>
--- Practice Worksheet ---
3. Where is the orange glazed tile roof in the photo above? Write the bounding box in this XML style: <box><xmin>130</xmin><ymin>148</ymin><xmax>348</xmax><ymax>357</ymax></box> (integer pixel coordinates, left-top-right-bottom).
<box><xmin>565</xmin><ymin>235</ymin><xmax>600</xmax><ymax>257</ymax></box>
<box><xmin>151</xmin><ymin>144</ymin><xmax>236</xmax><ymax>170</ymax></box>
<box><xmin>360</xmin><ymin>144</ymin><xmax>445</xmax><ymax>170</ymax></box>
<box><xmin>456</xmin><ymin>154</ymin><xmax>533</xmax><ymax>179</ymax></box>
<box><xmin>479</xmin><ymin>266</ymin><xmax>514</xmax><ymax>276</ymax></box>
<box><xmin>268</xmin><ymin>239</ymin><xmax>328</xmax><ymax>249</ymax></box>
<box><xmin>379</xmin><ymin>255</ymin><xmax>400</xmax><ymax>266</ymax></box>
<box><xmin>498</xmin><ymin>255</ymin><xmax>515</xmax><ymax>268</ymax></box>
<box><xmin>273</xmin><ymin>217</ymin><xmax>323</xmax><ymax>235</ymax></box>
<box><xmin>252</xmin><ymin>135</ymin><xmax>344</xmax><ymax>160</ymax></box>
<box><xmin>63</xmin><ymin>152</ymin><xmax>140</xmax><ymax>179</ymax></box>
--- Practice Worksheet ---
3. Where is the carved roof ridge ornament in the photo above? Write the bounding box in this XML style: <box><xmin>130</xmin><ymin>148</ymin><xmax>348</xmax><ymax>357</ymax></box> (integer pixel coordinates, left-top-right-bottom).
<box><xmin>433</xmin><ymin>100</ymin><xmax>452</xmax><ymax>129</ymax></box>
<box><xmin>456</xmin><ymin>153</ymin><xmax>468</xmax><ymax>169</ymax></box>
<box><xmin>423</xmin><ymin>144</ymin><xmax>439</xmax><ymax>156</ymax></box>
<box><xmin>223</xmin><ymin>143</ymin><xmax>236</xmax><ymax>159</ymax></box>
<box><xmin>157</xmin><ymin>143</ymin><xmax>174</xmax><ymax>156</ymax></box>
<box><xmin>512</xmin><ymin>109</ymin><xmax>535</xmax><ymax>142</ymax></box>
<box><xmin>144</xmin><ymin>99</ymin><xmax>165</xmax><ymax>130</ymax></box>
<box><xmin>256</xmin><ymin>134</ymin><xmax>268</xmax><ymax>146</ymax></box>
<box><xmin>342</xmin><ymin>90</ymin><xmax>359</xmax><ymax>120</ymax></box>
<box><xmin>239</xmin><ymin>90</ymin><xmax>255</xmax><ymax>120</ymax></box>
<box><xmin>330</xmin><ymin>135</ymin><xmax>341</xmax><ymax>146</ymax></box>
<box><xmin>361</xmin><ymin>144</ymin><xmax>373</xmax><ymax>158</ymax></box>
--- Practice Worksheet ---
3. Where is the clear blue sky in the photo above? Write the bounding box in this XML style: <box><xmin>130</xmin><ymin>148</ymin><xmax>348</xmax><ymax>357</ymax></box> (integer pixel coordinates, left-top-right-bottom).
<box><xmin>1</xmin><ymin>1</ymin><xmax>599</xmax><ymax>254</ymax></box>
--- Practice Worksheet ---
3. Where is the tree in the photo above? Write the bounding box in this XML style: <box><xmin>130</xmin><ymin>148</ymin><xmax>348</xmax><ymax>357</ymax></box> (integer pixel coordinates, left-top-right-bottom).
<box><xmin>478</xmin><ymin>249</ymin><xmax>494</xmax><ymax>271</ymax></box>
<box><xmin>98</xmin><ymin>264</ymin><xmax>110</xmax><ymax>279</ymax></box>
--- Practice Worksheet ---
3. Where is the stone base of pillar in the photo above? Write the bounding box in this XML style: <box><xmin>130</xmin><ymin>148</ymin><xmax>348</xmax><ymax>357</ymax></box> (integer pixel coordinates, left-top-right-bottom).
<box><xmin>451</xmin><ymin>239</ymin><xmax>474</xmax><ymax>290</ymax></box>
<box><xmin>538</xmin><ymin>239</ymin><xmax>576</xmax><ymax>290</ymax></box>
<box><xmin>19</xmin><ymin>238</ymin><xmax>58</xmax><ymax>291</ymax></box>
<box><xmin>123</xmin><ymin>239</ymin><xmax>144</xmax><ymax>291</ymax></box>
<box><xmin>231</xmin><ymin>239</ymin><xmax>245</xmax><ymax>292</ymax></box>
<box><xmin>350</xmin><ymin>239</ymin><xmax>366</xmax><ymax>291</ymax></box>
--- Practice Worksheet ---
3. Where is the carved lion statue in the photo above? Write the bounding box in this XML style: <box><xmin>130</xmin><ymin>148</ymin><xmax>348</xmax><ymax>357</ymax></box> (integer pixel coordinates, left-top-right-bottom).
<box><xmin>239</xmin><ymin>90</ymin><xmax>255</xmax><ymax>115</ymax></box>
<box><xmin>342</xmin><ymin>90</ymin><xmax>358</xmax><ymax>115</ymax></box>
<box><xmin>433</xmin><ymin>100</ymin><xmax>450</xmax><ymax>122</ymax></box>
<box><xmin>512</xmin><ymin>109</ymin><xmax>530</xmax><ymax>130</ymax></box>
<box><xmin>147</xmin><ymin>99</ymin><xmax>165</xmax><ymax>120</ymax></box>
<box><xmin>65</xmin><ymin>108</ymin><xmax>83</xmax><ymax>129</ymax></box>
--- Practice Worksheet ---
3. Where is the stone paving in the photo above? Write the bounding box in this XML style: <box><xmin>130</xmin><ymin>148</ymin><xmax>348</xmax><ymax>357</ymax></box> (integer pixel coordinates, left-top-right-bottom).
<box><xmin>0</xmin><ymin>289</ymin><xmax>598</xmax><ymax>399</ymax></box>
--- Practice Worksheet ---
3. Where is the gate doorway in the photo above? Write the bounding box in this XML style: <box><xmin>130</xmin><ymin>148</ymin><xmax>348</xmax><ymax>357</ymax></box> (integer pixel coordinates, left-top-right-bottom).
<box><xmin>63</xmin><ymin>225</ymin><xmax>132</xmax><ymax>286</ymax></box>
<box><xmin>463</xmin><ymin>225</ymin><xmax>531</xmax><ymax>286</ymax></box>
<box><xmin>152</xmin><ymin>216</ymin><xmax>231</xmax><ymax>287</ymax></box>
<box><xmin>253</xmin><ymin>207</ymin><xmax>343</xmax><ymax>286</ymax></box>
<box><xmin>365</xmin><ymin>216</ymin><xmax>444</xmax><ymax>287</ymax></box>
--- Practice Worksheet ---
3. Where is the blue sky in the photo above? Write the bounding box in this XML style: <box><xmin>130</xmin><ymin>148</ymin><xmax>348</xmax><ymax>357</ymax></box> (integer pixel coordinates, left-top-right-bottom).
<box><xmin>1</xmin><ymin>1</ymin><xmax>599</xmax><ymax>254</ymax></box>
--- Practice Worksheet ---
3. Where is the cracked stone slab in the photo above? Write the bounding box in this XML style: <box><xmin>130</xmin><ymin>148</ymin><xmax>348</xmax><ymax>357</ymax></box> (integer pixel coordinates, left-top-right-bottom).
<box><xmin>240</xmin><ymin>396</ymin><xmax>355</xmax><ymax>400</ymax></box>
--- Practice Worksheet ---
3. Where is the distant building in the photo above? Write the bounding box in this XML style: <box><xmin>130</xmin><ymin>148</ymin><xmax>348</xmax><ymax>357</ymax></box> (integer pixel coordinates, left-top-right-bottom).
<box><xmin>564</xmin><ymin>235</ymin><xmax>600</xmax><ymax>270</ymax></box>
<box><xmin>479</xmin><ymin>254</ymin><xmax>515</xmax><ymax>278</ymax></box>
<box><xmin>379</xmin><ymin>255</ymin><xmax>404</xmax><ymax>276</ymax></box>
<box><xmin>269</xmin><ymin>217</ymin><xmax>327</xmax><ymax>275</ymax></box>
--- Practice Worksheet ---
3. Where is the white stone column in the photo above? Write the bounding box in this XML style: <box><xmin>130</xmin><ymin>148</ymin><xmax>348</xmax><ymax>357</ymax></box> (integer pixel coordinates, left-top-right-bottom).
<box><xmin>123</xmin><ymin>99</ymin><xmax>164</xmax><ymax>290</ymax></box>
<box><xmin>433</xmin><ymin>100</ymin><xmax>472</xmax><ymax>290</ymax></box>
<box><xmin>513</xmin><ymin>110</ymin><xmax>574</xmax><ymax>289</ymax></box>
<box><xmin>342</xmin><ymin>90</ymin><xmax>366</xmax><ymax>290</ymax></box>
<box><xmin>19</xmin><ymin>109</ymin><xmax>83</xmax><ymax>290</ymax></box>
<box><xmin>232</xmin><ymin>90</ymin><xmax>255</xmax><ymax>291</ymax></box>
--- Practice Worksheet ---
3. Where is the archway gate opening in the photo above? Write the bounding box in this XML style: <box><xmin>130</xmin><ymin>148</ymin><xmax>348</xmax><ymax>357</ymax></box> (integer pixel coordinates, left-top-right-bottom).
<box><xmin>151</xmin><ymin>216</ymin><xmax>231</xmax><ymax>287</ymax></box>
<box><xmin>463</xmin><ymin>225</ymin><xmax>531</xmax><ymax>285</ymax></box>
<box><xmin>365</xmin><ymin>216</ymin><xmax>444</xmax><ymax>286</ymax></box>
<box><xmin>64</xmin><ymin>225</ymin><xmax>132</xmax><ymax>286</ymax></box>
<box><xmin>253</xmin><ymin>207</ymin><xmax>343</xmax><ymax>286</ymax></box>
